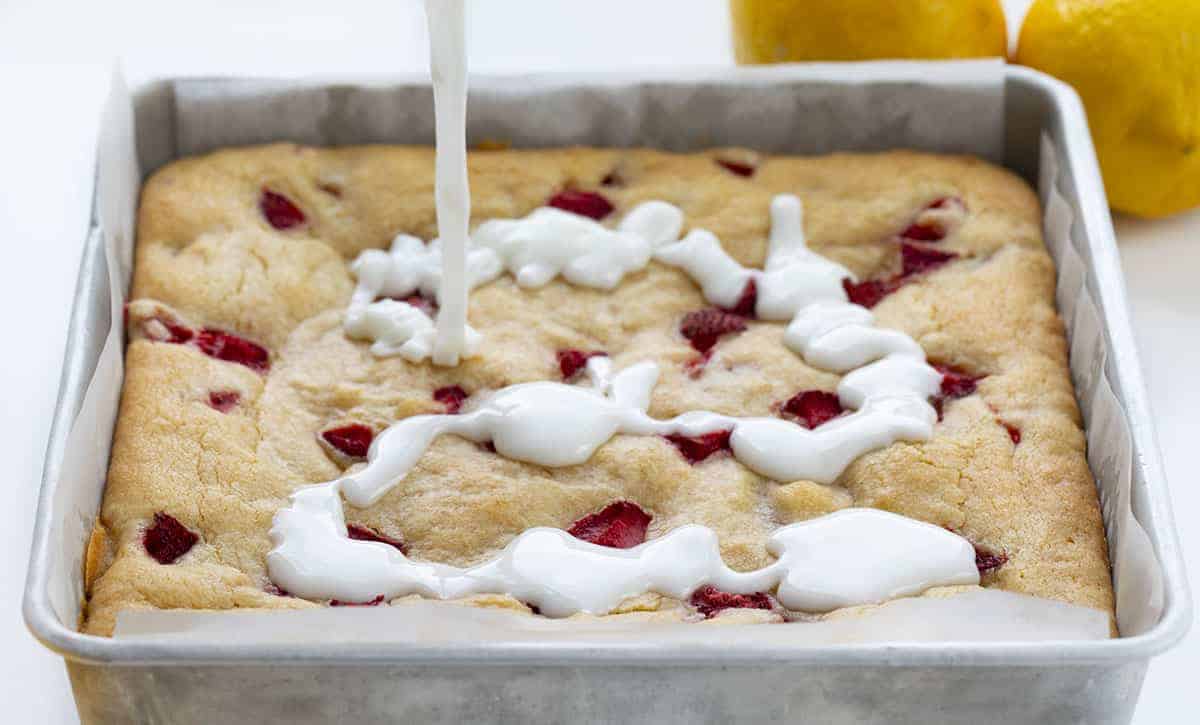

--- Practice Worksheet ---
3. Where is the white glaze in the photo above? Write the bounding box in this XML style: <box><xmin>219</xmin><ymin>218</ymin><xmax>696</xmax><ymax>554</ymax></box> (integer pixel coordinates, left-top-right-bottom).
<box><xmin>343</xmin><ymin>202</ymin><xmax>683</xmax><ymax>358</ymax></box>
<box><xmin>339</xmin><ymin>358</ymin><xmax>671</xmax><ymax>507</ymax></box>
<box><xmin>425</xmin><ymin>0</ymin><xmax>471</xmax><ymax>365</ymax></box>
<box><xmin>343</xmin><ymin>297</ymin><xmax>481</xmax><ymax>362</ymax></box>
<box><xmin>348</xmin><ymin>234</ymin><xmax>503</xmax><ymax>306</ymax></box>
<box><xmin>335</xmin><ymin>351</ymin><xmax>936</xmax><ymax>510</ymax></box>
<box><xmin>270</xmin><ymin>493</ymin><xmax>977</xmax><ymax>615</ymax></box>
<box><xmin>765</xmin><ymin>509</ymin><xmax>980</xmax><ymax>612</ymax></box>
<box><xmin>655</xmin><ymin>194</ymin><xmax>853</xmax><ymax>320</ymax></box>
<box><xmin>473</xmin><ymin>201</ymin><xmax>684</xmax><ymax>289</ymax></box>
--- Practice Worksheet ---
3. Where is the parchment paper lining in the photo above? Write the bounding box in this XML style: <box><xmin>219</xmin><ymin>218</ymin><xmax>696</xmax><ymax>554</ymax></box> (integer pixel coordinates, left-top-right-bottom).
<box><xmin>52</xmin><ymin>62</ymin><xmax>1158</xmax><ymax>643</ymax></box>
<box><xmin>1039</xmin><ymin>133</ymin><xmax>1164</xmax><ymax>636</ymax></box>
<box><xmin>113</xmin><ymin>589</ymin><xmax>1109</xmax><ymax>644</ymax></box>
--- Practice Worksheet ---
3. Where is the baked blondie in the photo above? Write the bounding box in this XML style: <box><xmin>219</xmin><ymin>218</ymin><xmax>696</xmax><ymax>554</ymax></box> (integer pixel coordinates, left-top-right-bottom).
<box><xmin>82</xmin><ymin>144</ymin><xmax>1113</xmax><ymax>635</ymax></box>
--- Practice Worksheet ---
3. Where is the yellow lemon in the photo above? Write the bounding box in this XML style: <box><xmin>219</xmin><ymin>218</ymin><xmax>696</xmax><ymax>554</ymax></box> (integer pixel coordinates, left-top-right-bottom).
<box><xmin>1017</xmin><ymin>0</ymin><xmax>1200</xmax><ymax>218</ymax></box>
<box><xmin>731</xmin><ymin>0</ymin><xmax>1008</xmax><ymax>64</ymax></box>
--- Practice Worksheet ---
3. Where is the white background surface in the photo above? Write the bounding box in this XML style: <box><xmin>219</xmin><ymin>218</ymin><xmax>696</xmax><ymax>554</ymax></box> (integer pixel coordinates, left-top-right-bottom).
<box><xmin>0</xmin><ymin>1</ymin><xmax>1194</xmax><ymax>722</ymax></box>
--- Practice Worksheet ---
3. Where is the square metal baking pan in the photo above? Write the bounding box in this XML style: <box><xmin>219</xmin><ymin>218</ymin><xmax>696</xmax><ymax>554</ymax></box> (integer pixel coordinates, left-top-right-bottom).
<box><xmin>24</xmin><ymin>64</ymin><xmax>1191</xmax><ymax>724</ymax></box>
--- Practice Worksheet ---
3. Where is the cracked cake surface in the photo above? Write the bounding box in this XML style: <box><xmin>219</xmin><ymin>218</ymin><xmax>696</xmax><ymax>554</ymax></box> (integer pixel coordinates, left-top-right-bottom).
<box><xmin>81</xmin><ymin>143</ymin><xmax>1114</xmax><ymax>635</ymax></box>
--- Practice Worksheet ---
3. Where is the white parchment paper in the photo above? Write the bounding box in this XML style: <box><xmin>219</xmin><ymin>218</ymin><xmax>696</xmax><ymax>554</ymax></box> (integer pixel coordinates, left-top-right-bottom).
<box><xmin>113</xmin><ymin>589</ymin><xmax>1110</xmax><ymax>644</ymax></box>
<box><xmin>1039</xmin><ymin>133</ymin><xmax>1164</xmax><ymax>635</ymax></box>
<box><xmin>138</xmin><ymin>61</ymin><xmax>1008</xmax><ymax>174</ymax></box>
<box><xmin>51</xmin><ymin>61</ymin><xmax>1161</xmax><ymax>643</ymax></box>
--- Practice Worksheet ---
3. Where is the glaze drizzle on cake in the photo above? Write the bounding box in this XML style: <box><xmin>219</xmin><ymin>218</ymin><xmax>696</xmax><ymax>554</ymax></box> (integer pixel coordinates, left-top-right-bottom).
<box><xmin>270</xmin><ymin>494</ymin><xmax>978</xmax><ymax>616</ymax></box>
<box><xmin>268</xmin><ymin>192</ymin><xmax>964</xmax><ymax>611</ymax></box>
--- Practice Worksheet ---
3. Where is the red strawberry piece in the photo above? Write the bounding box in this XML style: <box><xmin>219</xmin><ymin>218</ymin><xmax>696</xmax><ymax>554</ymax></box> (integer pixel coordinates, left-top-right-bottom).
<box><xmin>141</xmin><ymin>318</ymin><xmax>269</xmax><ymax>372</ymax></box>
<box><xmin>433</xmin><ymin>385</ymin><xmax>469</xmax><ymax>414</ymax></box>
<box><xmin>547</xmin><ymin>190</ymin><xmax>614</xmax><ymax>220</ymax></box>
<box><xmin>400</xmin><ymin>293</ymin><xmax>438</xmax><ymax>318</ymax></box>
<box><xmin>142</xmin><ymin>316</ymin><xmax>195</xmax><ymax>344</ymax></box>
<box><xmin>899</xmin><ymin>221</ymin><xmax>946</xmax><ymax>242</ymax></box>
<box><xmin>936</xmin><ymin>364</ymin><xmax>982</xmax><ymax>399</ymax></box>
<box><xmin>165</xmin><ymin>321</ymin><xmax>194</xmax><ymax>343</ymax></box>
<box><xmin>330</xmin><ymin>595</ymin><xmax>385</xmax><ymax>607</ymax></box>
<box><xmin>780</xmin><ymin>390</ymin><xmax>845</xmax><ymax>429</ymax></box>
<box><xmin>842</xmin><ymin>277</ymin><xmax>902</xmax><ymax>309</ymax></box>
<box><xmin>679</xmin><ymin>308</ymin><xmax>748</xmax><ymax>353</ymax></box>
<box><xmin>194</xmin><ymin>328</ymin><xmax>271</xmax><ymax>372</ymax></box>
<box><xmin>974</xmin><ymin>546</ymin><xmax>1008</xmax><ymax>575</ymax></box>
<box><xmin>723</xmin><ymin>279</ymin><xmax>758</xmax><ymax>318</ymax></box>
<box><xmin>322</xmin><ymin>424</ymin><xmax>374</xmax><ymax>459</ymax></box>
<box><xmin>929</xmin><ymin>365</ymin><xmax>984</xmax><ymax>421</ymax></box>
<box><xmin>207</xmin><ymin>390</ymin><xmax>240</xmax><ymax>413</ymax></box>
<box><xmin>346</xmin><ymin>523</ymin><xmax>408</xmax><ymax>554</ymax></box>
<box><xmin>690</xmin><ymin>585</ymin><xmax>774</xmax><ymax>619</ymax></box>
<box><xmin>664</xmin><ymin>430</ymin><xmax>733</xmax><ymax>464</ymax></box>
<box><xmin>568</xmin><ymin>500</ymin><xmax>652</xmax><ymax>549</ymax></box>
<box><xmin>1002</xmin><ymin>421</ymin><xmax>1022</xmax><ymax>445</ymax></box>
<box><xmin>264</xmin><ymin>583</ymin><xmax>292</xmax><ymax>597</ymax></box>
<box><xmin>899</xmin><ymin>197</ymin><xmax>967</xmax><ymax>242</ymax></box>
<box><xmin>259</xmin><ymin>188</ymin><xmax>307</xmax><ymax>230</ymax></box>
<box><xmin>556</xmin><ymin>349</ymin><xmax>607</xmax><ymax>380</ymax></box>
<box><xmin>842</xmin><ymin>231</ymin><xmax>961</xmax><ymax>309</ymax></box>
<box><xmin>900</xmin><ymin>243</ymin><xmax>958</xmax><ymax>277</ymax></box>
<box><xmin>716</xmin><ymin>159</ymin><xmax>756</xmax><ymax>177</ymax></box>
<box><xmin>143</xmin><ymin>512</ymin><xmax>199</xmax><ymax>565</ymax></box>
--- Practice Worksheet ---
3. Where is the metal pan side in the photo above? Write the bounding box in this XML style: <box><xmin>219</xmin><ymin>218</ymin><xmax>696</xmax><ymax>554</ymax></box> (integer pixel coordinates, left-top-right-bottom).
<box><xmin>23</xmin><ymin>197</ymin><xmax>110</xmax><ymax>658</ymax></box>
<box><xmin>21</xmin><ymin>66</ymin><xmax>1189</xmax><ymax>725</ymax></box>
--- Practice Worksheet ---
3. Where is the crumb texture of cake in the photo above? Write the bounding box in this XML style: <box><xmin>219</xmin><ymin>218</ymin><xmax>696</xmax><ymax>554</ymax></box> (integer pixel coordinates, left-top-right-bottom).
<box><xmin>82</xmin><ymin>144</ymin><xmax>1113</xmax><ymax>635</ymax></box>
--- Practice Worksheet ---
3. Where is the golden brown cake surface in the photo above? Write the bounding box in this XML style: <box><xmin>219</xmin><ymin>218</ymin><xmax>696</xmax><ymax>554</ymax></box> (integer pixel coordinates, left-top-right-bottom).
<box><xmin>82</xmin><ymin>144</ymin><xmax>1113</xmax><ymax>635</ymax></box>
